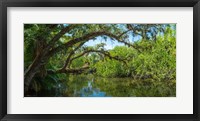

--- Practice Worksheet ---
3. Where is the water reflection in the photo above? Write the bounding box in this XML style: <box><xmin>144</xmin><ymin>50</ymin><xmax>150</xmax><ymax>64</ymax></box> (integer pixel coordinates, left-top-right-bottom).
<box><xmin>69</xmin><ymin>75</ymin><xmax>175</xmax><ymax>97</ymax></box>
<box><xmin>36</xmin><ymin>74</ymin><xmax>176</xmax><ymax>97</ymax></box>
<box><xmin>76</xmin><ymin>79</ymin><xmax>109</xmax><ymax>97</ymax></box>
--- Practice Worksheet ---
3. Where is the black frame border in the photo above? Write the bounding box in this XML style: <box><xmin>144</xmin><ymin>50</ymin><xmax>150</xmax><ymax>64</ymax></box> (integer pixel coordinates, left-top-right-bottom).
<box><xmin>0</xmin><ymin>0</ymin><xmax>199</xmax><ymax>121</ymax></box>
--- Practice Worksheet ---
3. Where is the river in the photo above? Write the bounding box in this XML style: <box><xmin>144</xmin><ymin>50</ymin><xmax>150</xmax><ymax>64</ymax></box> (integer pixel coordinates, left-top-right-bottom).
<box><xmin>36</xmin><ymin>74</ymin><xmax>176</xmax><ymax>97</ymax></box>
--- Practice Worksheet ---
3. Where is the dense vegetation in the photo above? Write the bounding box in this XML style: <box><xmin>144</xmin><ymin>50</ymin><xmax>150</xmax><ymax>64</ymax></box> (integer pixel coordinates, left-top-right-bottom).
<box><xmin>24</xmin><ymin>24</ymin><xmax>176</xmax><ymax>97</ymax></box>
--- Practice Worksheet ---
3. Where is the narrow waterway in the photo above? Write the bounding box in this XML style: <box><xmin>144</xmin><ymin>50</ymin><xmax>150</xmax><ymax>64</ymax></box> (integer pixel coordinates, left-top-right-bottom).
<box><xmin>36</xmin><ymin>74</ymin><xmax>176</xmax><ymax>97</ymax></box>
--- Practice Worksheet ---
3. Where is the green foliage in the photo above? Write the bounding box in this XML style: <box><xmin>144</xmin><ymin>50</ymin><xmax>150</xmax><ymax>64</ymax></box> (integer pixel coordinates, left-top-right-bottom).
<box><xmin>131</xmin><ymin>27</ymin><xmax>176</xmax><ymax>81</ymax></box>
<box><xmin>95</xmin><ymin>59</ymin><xmax>123</xmax><ymax>77</ymax></box>
<box><xmin>94</xmin><ymin>26</ymin><xmax>176</xmax><ymax>82</ymax></box>
<box><xmin>24</xmin><ymin>24</ymin><xmax>39</xmax><ymax>69</ymax></box>
<box><xmin>71</xmin><ymin>56</ymin><xmax>86</xmax><ymax>68</ymax></box>
<box><xmin>93</xmin><ymin>46</ymin><xmax>136</xmax><ymax>77</ymax></box>
<box><xmin>24</xmin><ymin>24</ymin><xmax>176</xmax><ymax>97</ymax></box>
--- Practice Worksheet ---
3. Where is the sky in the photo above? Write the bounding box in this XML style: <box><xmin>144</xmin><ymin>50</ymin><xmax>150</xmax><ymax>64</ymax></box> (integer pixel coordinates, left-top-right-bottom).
<box><xmin>84</xmin><ymin>37</ymin><xmax>124</xmax><ymax>50</ymax></box>
<box><xmin>84</xmin><ymin>35</ymin><xmax>141</xmax><ymax>50</ymax></box>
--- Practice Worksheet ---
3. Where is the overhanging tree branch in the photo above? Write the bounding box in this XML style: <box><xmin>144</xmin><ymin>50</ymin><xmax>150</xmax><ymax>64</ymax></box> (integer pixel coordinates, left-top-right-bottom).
<box><xmin>54</xmin><ymin>49</ymin><xmax>128</xmax><ymax>74</ymax></box>
<box><xmin>24</xmin><ymin>27</ymin><xmax>140</xmax><ymax>91</ymax></box>
<box><xmin>44</xmin><ymin>24</ymin><xmax>77</xmax><ymax>52</ymax></box>
<box><xmin>47</xmin><ymin>31</ymin><xmax>141</xmax><ymax>58</ymax></box>
<box><xmin>48</xmin><ymin>66</ymin><xmax>90</xmax><ymax>74</ymax></box>
<box><xmin>59</xmin><ymin>42</ymin><xmax>86</xmax><ymax>72</ymax></box>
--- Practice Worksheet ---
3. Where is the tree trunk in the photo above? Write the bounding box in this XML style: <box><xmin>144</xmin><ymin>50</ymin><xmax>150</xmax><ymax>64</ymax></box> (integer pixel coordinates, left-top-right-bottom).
<box><xmin>24</xmin><ymin>55</ymin><xmax>43</xmax><ymax>93</ymax></box>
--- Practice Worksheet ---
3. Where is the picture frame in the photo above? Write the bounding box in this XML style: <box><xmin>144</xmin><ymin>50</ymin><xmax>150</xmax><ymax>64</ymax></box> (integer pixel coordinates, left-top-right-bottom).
<box><xmin>0</xmin><ymin>0</ymin><xmax>199</xmax><ymax>121</ymax></box>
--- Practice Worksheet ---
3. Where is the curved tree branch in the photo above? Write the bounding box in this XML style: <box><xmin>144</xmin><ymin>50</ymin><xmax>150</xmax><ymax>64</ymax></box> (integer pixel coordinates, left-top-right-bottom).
<box><xmin>54</xmin><ymin>48</ymin><xmax>128</xmax><ymax>74</ymax></box>
<box><xmin>44</xmin><ymin>24</ymin><xmax>77</xmax><ymax>53</ymax></box>
<box><xmin>25</xmin><ymin>28</ymin><xmax>139</xmax><ymax>90</ymax></box>
<box><xmin>47</xmin><ymin>31</ymin><xmax>141</xmax><ymax>58</ymax></box>
<box><xmin>127</xmin><ymin>24</ymin><xmax>142</xmax><ymax>36</ymax></box>
<box><xmin>59</xmin><ymin>42</ymin><xmax>86</xmax><ymax>72</ymax></box>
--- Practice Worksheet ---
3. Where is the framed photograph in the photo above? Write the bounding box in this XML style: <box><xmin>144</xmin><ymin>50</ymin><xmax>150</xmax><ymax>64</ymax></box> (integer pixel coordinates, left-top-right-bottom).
<box><xmin>0</xmin><ymin>0</ymin><xmax>199</xmax><ymax>121</ymax></box>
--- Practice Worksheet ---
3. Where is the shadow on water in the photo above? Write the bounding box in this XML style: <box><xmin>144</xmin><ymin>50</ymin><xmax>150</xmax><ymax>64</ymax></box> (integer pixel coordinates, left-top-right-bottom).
<box><xmin>34</xmin><ymin>74</ymin><xmax>176</xmax><ymax>97</ymax></box>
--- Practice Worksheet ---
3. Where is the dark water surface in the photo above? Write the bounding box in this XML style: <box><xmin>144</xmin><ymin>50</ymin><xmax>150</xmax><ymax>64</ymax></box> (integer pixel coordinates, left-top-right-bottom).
<box><xmin>35</xmin><ymin>74</ymin><xmax>176</xmax><ymax>97</ymax></box>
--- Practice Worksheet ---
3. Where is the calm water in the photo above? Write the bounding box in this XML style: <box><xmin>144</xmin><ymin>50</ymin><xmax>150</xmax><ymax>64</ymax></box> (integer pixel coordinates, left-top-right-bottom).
<box><xmin>36</xmin><ymin>74</ymin><xmax>176</xmax><ymax>97</ymax></box>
